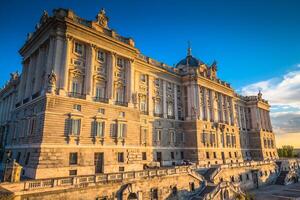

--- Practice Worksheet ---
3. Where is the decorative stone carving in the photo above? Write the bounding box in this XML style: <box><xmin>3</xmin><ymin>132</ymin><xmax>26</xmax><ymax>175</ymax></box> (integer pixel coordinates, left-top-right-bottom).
<box><xmin>258</xmin><ymin>90</ymin><xmax>262</xmax><ymax>101</ymax></box>
<box><xmin>47</xmin><ymin>70</ymin><xmax>57</xmax><ymax>93</ymax></box>
<box><xmin>40</xmin><ymin>10</ymin><xmax>49</xmax><ymax>24</ymax></box>
<box><xmin>96</xmin><ymin>9</ymin><xmax>109</xmax><ymax>28</ymax></box>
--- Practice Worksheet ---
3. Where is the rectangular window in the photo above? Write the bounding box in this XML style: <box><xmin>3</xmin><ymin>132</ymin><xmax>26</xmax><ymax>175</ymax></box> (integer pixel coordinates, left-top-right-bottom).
<box><xmin>71</xmin><ymin>81</ymin><xmax>79</xmax><ymax>94</ymax></box>
<box><xmin>234</xmin><ymin>152</ymin><xmax>237</xmax><ymax>158</ymax></box>
<box><xmin>170</xmin><ymin>131</ymin><xmax>176</xmax><ymax>144</ymax></box>
<box><xmin>117</xmin><ymin>57</ymin><xmax>125</xmax><ymax>68</ymax></box>
<box><xmin>118</xmin><ymin>152</ymin><xmax>124</xmax><ymax>163</ymax></box>
<box><xmin>97</xmin><ymin>50</ymin><xmax>106</xmax><ymax>62</ymax></box>
<box><xmin>155</xmin><ymin>101</ymin><xmax>162</xmax><ymax>114</ymax></box>
<box><xmin>16</xmin><ymin>152</ymin><xmax>21</xmax><ymax>163</ymax></box>
<box><xmin>151</xmin><ymin>188</ymin><xmax>158</xmax><ymax>200</ymax></box>
<box><xmin>69</xmin><ymin>152</ymin><xmax>78</xmax><ymax>165</ymax></box>
<box><xmin>117</xmin><ymin>123</ymin><xmax>127</xmax><ymax>138</ymax></box>
<box><xmin>95</xmin><ymin>121</ymin><xmax>105</xmax><ymax>137</ymax></box>
<box><xmin>95</xmin><ymin>86</ymin><xmax>105</xmax><ymax>98</ymax></box>
<box><xmin>213</xmin><ymin>152</ymin><xmax>217</xmax><ymax>159</ymax></box>
<box><xmin>140</xmin><ymin>74</ymin><xmax>146</xmax><ymax>82</ymax></box>
<box><xmin>142</xmin><ymin>152</ymin><xmax>147</xmax><ymax>160</ymax></box>
<box><xmin>156</xmin><ymin>130</ymin><xmax>161</xmax><ymax>142</ymax></box>
<box><xmin>28</xmin><ymin>117</ymin><xmax>36</xmax><ymax>135</ymax></box>
<box><xmin>73</xmin><ymin>104</ymin><xmax>81</xmax><ymax>111</ymax></box>
<box><xmin>180</xmin><ymin>151</ymin><xmax>184</xmax><ymax>159</ymax></box>
<box><xmin>171</xmin><ymin>152</ymin><xmax>175</xmax><ymax>159</ymax></box>
<box><xmin>229</xmin><ymin>152</ymin><xmax>232</xmax><ymax>158</ymax></box>
<box><xmin>70</xmin><ymin>119</ymin><xmax>81</xmax><ymax>136</ymax></box>
<box><xmin>206</xmin><ymin>152</ymin><xmax>210</xmax><ymax>159</ymax></box>
<box><xmin>69</xmin><ymin>170</ymin><xmax>77</xmax><ymax>176</ymax></box>
<box><xmin>167</xmin><ymin>103</ymin><xmax>173</xmax><ymax>116</ymax></box>
<box><xmin>25</xmin><ymin>152</ymin><xmax>30</xmax><ymax>165</ymax></box>
<box><xmin>98</xmin><ymin>108</ymin><xmax>105</xmax><ymax>114</ymax></box>
<box><xmin>74</xmin><ymin>42</ymin><xmax>84</xmax><ymax>55</ymax></box>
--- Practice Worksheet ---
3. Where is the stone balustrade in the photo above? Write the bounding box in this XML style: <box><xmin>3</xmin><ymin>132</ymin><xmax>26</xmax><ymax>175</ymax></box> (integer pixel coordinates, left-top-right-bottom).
<box><xmin>16</xmin><ymin>166</ymin><xmax>193</xmax><ymax>191</ymax></box>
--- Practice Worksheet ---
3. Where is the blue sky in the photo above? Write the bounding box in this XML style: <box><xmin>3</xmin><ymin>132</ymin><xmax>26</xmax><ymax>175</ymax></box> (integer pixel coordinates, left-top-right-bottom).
<box><xmin>1</xmin><ymin>0</ymin><xmax>300</xmax><ymax>146</ymax></box>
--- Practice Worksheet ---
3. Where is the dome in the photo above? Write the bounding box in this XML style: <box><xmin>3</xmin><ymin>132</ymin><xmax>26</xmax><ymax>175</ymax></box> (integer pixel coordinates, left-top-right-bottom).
<box><xmin>176</xmin><ymin>55</ymin><xmax>204</xmax><ymax>68</ymax></box>
<box><xmin>175</xmin><ymin>46</ymin><xmax>204</xmax><ymax>68</ymax></box>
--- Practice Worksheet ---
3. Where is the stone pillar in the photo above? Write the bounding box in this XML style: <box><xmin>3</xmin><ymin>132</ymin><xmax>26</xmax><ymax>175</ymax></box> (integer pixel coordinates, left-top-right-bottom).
<box><xmin>211</xmin><ymin>91</ymin><xmax>217</xmax><ymax>122</ymax></box>
<box><xmin>163</xmin><ymin>80</ymin><xmax>167</xmax><ymax>118</ymax></box>
<box><xmin>126</xmin><ymin>59</ymin><xmax>134</xmax><ymax>107</ymax></box>
<box><xmin>43</xmin><ymin>36</ymin><xmax>55</xmax><ymax>93</ymax></box>
<box><xmin>267</xmin><ymin>111</ymin><xmax>272</xmax><ymax>132</ymax></box>
<box><xmin>107</xmin><ymin>52</ymin><xmax>115</xmax><ymax>103</ymax></box>
<box><xmin>85</xmin><ymin>44</ymin><xmax>95</xmax><ymax>99</ymax></box>
<box><xmin>199</xmin><ymin>86</ymin><xmax>203</xmax><ymax>120</ymax></box>
<box><xmin>174</xmin><ymin>84</ymin><xmax>178</xmax><ymax>120</ymax></box>
<box><xmin>202</xmin><ymin>87</ymin><xmax>207</xmax><ymax>120</ymax></box>
<box><xmin>219</xmin><ymin>94</ymin><xmax>224</xmax><ymax>123</ymax></box>
<box><xmin>24</xmin><ymin>56</ymin><xmax>35</xmax><ymax>98</ymax></box>
<box><xmin>230</xmin><ymin>98</ymin><xmax>235</xmax><ymax>126</ymax></box>
<box><xmin>186</xmin><ymin>85</ymin><xmax>192</xmax><ymax>120</ymax></box>
<box><xmin>148</xmin><ymin>76</ymin><xmax>154</xmax><ymax>116</ymax></box>
<box><xmin>52</xmin><ymin>35</ymin><xmax>65</xmax><ymax>93</ymax></box>
<box><xmin>60</xmin><ymin>35</ymin><xmax>73</xmax><ymax>95</ymax></box>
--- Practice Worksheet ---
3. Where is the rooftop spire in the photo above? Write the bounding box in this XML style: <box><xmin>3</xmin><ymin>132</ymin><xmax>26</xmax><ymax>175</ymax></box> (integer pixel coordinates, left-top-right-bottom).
<box><xmin>187</xmin><ymin>41</ymin><xmax>192</xmax><ymax>56</ymax></box>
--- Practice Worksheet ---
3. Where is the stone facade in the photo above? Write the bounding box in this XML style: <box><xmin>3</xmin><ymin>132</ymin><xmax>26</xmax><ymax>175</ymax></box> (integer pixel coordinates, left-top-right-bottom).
<box><xmin>0</xmin><ymin>8</ymin><xmax>278</xmax><ymax>180</ymax></box>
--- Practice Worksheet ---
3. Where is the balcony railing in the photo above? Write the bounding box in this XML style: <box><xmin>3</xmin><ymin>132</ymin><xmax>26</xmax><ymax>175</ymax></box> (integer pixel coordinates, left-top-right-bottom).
<box><xmin>115</xmin><ymin>101</ymin><xmax>128</xmax><ymax>107</ymax></box>
<box><xmin>15</xmin><ymin>102</ymin><xmax>21</xmax><ymax>108</ymax></box>
<box><xmin>32</xmin><ymin>91</ymin><xmax>41</xmax><ymax>100</ymax></box>
<box><xmin>140</xmin><ymin>111</ymin><xmax>148</xmax><ymax>115</ymax></box>
<box><xmin>23</xmin><ymin>98</ymin><xmax>30</xmax><ymax>104</ymax></box>
<box><xmin>154</xmin><ymin>113</ymin><xmax>163</xmax><ymax>118</ymax></box>
<box><xmin>94</xmin><ymin>97</ymin><xmax>109</xmax><ymax>103</ymax></box>
<box><xmin>68</xmin><ymin>92</ymin><xmax>86</xmax><ymax>99</ymax></box>
<box><xmin>167</xmin><ymin>115</ymin><xmax>175</xmax><ymax>120</ymax></box>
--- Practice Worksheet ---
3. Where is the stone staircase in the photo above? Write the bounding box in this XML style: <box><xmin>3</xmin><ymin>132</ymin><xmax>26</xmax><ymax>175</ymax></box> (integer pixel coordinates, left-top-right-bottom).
<box><xmin>275</xmin><ymin>171</ymin><xmax>288</xmax><ymax>185</ymax></box>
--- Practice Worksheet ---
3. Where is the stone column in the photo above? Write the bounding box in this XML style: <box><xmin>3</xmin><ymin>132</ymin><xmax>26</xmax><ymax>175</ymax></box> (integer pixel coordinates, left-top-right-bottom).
<box><xmin>219</xmin><ymin>94</ymin><xmax>224</xmax><ymax>123</ymax></box>
<box><xmin>212</xmin><ymin>91</ymin><xmax>218</xmax><ymax>122</ymax></box>
<box><xmin>33</xmin><ymin>47</ymin><xmax>44</xmax><ymax>94</ymax></box>
<box><xmin>198</xmin><ymin>86</ymin><xmax>203</xmax><ymax>120</ymax></box>
<box><xmin>148</xmin><ymin>76</ymin><xmax>154</xmax><ymax>116</ymax></box>
<box><xmin>52</xmin><ymin>36</ymin><xmax>65</xmax><ymax>92</ymax></box>
<box><xmin>202</xmin><ymin>87</ymin><xmax>207</xmax><ymax>120</ymax></box>
<box><xmin>85</xmin><ymin>44</ymin><xmax>95</xmax><ymax>100</ymax></box>
<box><xmin>242</xmin><ymin>107</ymin><xmax>247</xmax><ymax>130</ymax></box>
<box><xmin>230</xmin><ymin>98</ymin><xmax>235</xmax><ymax>126</ymax></box>
<box><xmin>107</xmin><ymin>52</ymin><xmax>115</xmax><ymax>103</ymax></box>
<box><xmin>267</xmin><ymin>111</ymin><xmax>272</xmax><ymax>132</ymax></box>
<box><xmin>18</xmin><ymin>61</ymin><xmax>28</xmax><ymax>102</ymax></box>
<box><xmin>163</xmin><ymin>80</ymin><xmax>167</xmax><ymax>118</ymax></box>
<box><xmin>43</xmin><ymin>36</ymin><xmax>55</xmax><ymax>93</ymax></box>
<box><xmin>174</xmin><ymin>84</ymin><xmax>178</xmax><ymax>120</ymax></box>
<box><xmin>126</xmin><ymin>59</ymin><xmax>134</xmax><ymax>107</ymax></box>
<box><xmin>24</xmin><ymin>56</ymin><xmax>35</xmax><ymax>98</ymax></box>
<box><xmin>59</xmin><ymin>35</ymin><xmax>73</xmax><ymax>95</ymax></box>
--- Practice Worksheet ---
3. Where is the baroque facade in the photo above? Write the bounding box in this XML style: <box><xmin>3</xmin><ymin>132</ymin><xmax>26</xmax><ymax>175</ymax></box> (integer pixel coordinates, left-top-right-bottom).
<box><xmin>0</xmin><ymin>8</ymin><xmax>278</xmax><ymax>180</ymax></box>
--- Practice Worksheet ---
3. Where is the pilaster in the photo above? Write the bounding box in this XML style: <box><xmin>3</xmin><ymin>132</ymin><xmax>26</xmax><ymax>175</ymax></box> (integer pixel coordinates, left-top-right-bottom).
<box><xmin>163</xmin><ymin>80</ymin><xmax>167</xmax><ymax>118</ymax></box>
<box><xmin>107</xmin><ymin>52</ymin><xmax>116</xmax><ymax>103</ymax></box>
<box><xmin>85</xmin><ymin>44</ymin><xmax>96</xmax><ymax>100</ymax></box>
<box><xmin>126</xmin><ymin>59</ymin><xmax>134</xmax><ymax>107</ymax></box>
<box><xmin>60</xmin><ymin>35</ymin><xmax>73</xmax><ymax>96</ymax></box>
<box><xmin>174</xmin><ymin>84</ymin><xmax>178</xmax><ymax>120</ymax></box>
<box><xmin>148</xmin><ymin>76</ymin><xmax>154</xmax><ymax>116</ymax></box>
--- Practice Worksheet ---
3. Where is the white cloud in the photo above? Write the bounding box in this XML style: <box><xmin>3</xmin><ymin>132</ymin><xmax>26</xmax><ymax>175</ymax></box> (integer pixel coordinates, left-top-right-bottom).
<box><xmin>241</xmin><ymin>65</ymin><xmax>300</xmax><ymax>136</ymax></box>
<box><xmin>241</xmin><ymin>69</ymin><xmax>300</xmax><ymax>109</ymax></box>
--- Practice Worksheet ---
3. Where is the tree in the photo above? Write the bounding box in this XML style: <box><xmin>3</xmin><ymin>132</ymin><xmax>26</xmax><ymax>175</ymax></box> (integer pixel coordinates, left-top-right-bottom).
<box><xmin>277</xmin><ymin>145</ymin><xmax>294</xmax><ymax>158</ymax></box>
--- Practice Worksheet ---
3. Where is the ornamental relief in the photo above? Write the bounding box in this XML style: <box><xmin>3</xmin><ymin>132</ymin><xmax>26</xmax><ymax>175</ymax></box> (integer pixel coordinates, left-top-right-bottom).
<box><xmin>69</xmin><ymin>68</ymin><xmax>84</xmax><ymax>79</ymax></box>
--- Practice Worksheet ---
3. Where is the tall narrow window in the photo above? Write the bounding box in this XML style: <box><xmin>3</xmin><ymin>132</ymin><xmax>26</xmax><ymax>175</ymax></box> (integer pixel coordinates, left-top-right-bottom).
<box><xmin>70</xmin><ymin>119</ymin><xmax>81</xmax><ymax>136</ymax></box>
<box><xmin>167</xmin><ymin>103</ymin><xmax>173</xmax><ymax>117</ymax></box>
<box><xmin>95</xmin><ymin>121</ymin><xmax>105</xmax><ymax>137</ymax></box>
<box><xmin>97</xmin><ymin>50</ymin><xmax>106</xmax><ymax>62</ymax></box>
<box><xmin>74</xmin><ymin>42</ymin><xmax>84</xmax><ymax>55</ymax></box>
<box><xmin>156</xmin><ymin>130</ymin><xmax>161</xmax><ymax>142</ymax></box>
<box><xmin>117</xmin><ymin>123</ymin><xmax>127</xmax><ymax>138</ymax></box>
<box><xmin>118</xmin><ymin>152</ymin><xmax>124</xmax><ymax>162</ymax></box>
<box><xmin>69</xmin><ymin>152</ymin><xmax>78</xmax><ymax>165</ymax></box>
<box><xmin>72</xmin><ymin>81</ymin><xmax>79</xmax><ymax>94</ymax></box>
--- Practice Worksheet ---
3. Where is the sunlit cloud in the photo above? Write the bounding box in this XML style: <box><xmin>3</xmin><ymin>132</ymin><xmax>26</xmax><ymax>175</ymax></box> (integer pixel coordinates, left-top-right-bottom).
<box><xmin>241</xmin><ymin>65</ymin><xmax>300</xmax><ymax>140</ymax></box>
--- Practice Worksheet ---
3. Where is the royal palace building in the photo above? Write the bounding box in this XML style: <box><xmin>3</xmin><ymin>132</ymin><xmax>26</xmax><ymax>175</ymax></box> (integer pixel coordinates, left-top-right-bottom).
<box><xmin>0</xmin><ymin>8</ymin><xmax>278</xmax><ymax>179</ymax></box>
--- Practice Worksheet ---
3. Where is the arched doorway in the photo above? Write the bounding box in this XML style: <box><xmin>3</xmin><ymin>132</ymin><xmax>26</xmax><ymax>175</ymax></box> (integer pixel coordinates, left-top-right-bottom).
<box><xmin>127</xmin><ymin>193</ymin><xmax>138</xmax><ymax>200</ymax></box>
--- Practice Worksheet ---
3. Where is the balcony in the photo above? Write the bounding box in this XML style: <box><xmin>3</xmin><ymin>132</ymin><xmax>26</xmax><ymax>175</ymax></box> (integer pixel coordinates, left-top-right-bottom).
<box><xmin>167</xmin><ymin>115</ymin><xmax>175</xmax><ymax>120</ymax></box>
<box><xmin>140</xmin><ymin>111</ymin><xmax>148</xmax><ymax>115</ymax></box>
<box><xmin>32</xmin><ymin>91</ymin><xmax>41</xmax><ymax>100</ymax></box>
<box><xmin>94</xmin><ymin>97</ymin><xmax>109</xmax><ymax>103</ymax></box>
<box><xmin>15</xmin><ymin>102</ymin><xmax>21</xmax><ymax>108</ymax></box>
<box><xmin>154</xmin><ymin>113</ymin><xmax>163</xmax><ymax>118</ymax></box>
<box><xmin>23</xmin><ymin>98</ymin><xmax>30</xmax><ymax>104</ymax></box>
<box><xmin>68</xmin><ymin>92</ymin><xmax>86</xmax><ymax>99</ymax></box>
<box><xmin>115</xmin><ymin>101</ymin><xmax>128</xmax><ymax>107</ymax></box>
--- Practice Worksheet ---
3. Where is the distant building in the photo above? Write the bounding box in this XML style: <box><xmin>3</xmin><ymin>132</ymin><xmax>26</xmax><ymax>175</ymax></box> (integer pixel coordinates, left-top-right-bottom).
<box><xmin>0</xmin><ymin>8</ymin><xmax>278</xmax><ymax>179</ymax></box>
